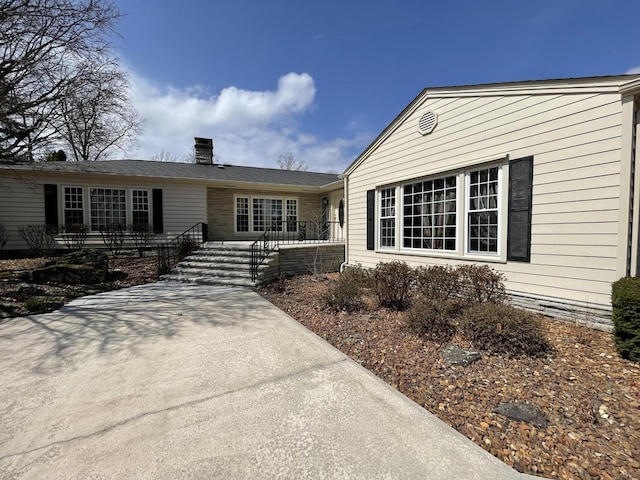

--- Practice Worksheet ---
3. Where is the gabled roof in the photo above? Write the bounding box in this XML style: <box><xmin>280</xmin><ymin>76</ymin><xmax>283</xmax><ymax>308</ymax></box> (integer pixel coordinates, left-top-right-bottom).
<box><xmin>0</xmin><ymin>159</ymin><xmax>342</xmax><ymax>189</ymax></box>
<box><xmin>343</xmin><ymin>74</ymin><xmax>640</xmax><ymax>177</ymax></box>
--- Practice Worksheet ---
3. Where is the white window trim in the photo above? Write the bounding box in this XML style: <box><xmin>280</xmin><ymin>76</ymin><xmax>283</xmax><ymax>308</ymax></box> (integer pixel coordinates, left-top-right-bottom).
<box><xmin>60</xmin><ymin>186</ymin><xmax>154</xmax><ymax>232</ymax></box>
<box><xmin>375</xmin><ymin>161</ymin><xmax>508</xmax><ymax>263</ymax></box>
<box><xmin>464</xmin><ymin>166</ymin><xmax>502</xmax><ymax>258</ymax></box>
<box><xmin>233</xmin><ymin>194</ymin><xmax>299</xmax><ymax>234</ymax></box>
<box><xmin>378</xmin><ymin>186</ymin><xmax>397</xmax><ymax>249</ymax></box>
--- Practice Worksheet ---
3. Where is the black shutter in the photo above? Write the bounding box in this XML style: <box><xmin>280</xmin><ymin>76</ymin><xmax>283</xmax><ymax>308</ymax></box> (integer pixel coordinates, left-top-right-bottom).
<box><xmin>507</xmin><ymin>156</ymin><xmax>533</xmax><ymax>262</ymax></box>
<box><xmin>366</xmin><ymin>189</ymin><xmax>375</xmax><ymax>250</ymax></box>
<box><xmin>152</xmin><ymin>188</ymin><xmax>163</xmax><ymax>233</ymax></box>
<box><xmin>44</xmin><ymin>184</ymin><xmax>58</xmax><ymax>230</ymax></box>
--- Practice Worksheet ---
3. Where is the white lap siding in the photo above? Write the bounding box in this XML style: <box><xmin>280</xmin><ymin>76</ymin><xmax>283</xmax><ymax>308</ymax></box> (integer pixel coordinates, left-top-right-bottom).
<box><xmin>0</xmin><ymin>172</ymin><xmax>207</xmax><ymax>250</ymax></box>
<box><xmin>346</xmin><ymin>82</ymin><xmax>627</xmax><ymax>312</ymax></box>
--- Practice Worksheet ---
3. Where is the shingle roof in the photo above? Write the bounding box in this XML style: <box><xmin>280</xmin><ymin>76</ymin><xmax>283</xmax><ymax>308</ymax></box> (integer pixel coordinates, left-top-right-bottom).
<box><xmin>0</xmin><ymin>160</ymin><xmax>341</xmax><ymax>188</ymax></box>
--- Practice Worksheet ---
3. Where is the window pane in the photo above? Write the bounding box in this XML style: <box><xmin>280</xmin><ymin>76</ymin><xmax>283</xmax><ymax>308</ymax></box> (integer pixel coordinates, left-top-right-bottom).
<box><xmin>467</xmin><ymin>166</ymin><xmax>499</xmax><ymax>254</ymax></box>
<box><xmin>379</xmin><ymin>188</ymin><xmax>396</xmax><ymax>247</ymax></box>
<box><xmin>90</xmin><ymin>188</ymin><xmax>126</xmax><ymax>231</ymax></box>
<box><xmin>402</xmin><ymin>175</ymin><xmax>457</xmax><ymax>251</ymax></box>
<box><xmin>236</xmin><ymin>197</ymin><xmax>249</xmax><ymax>232</ymax></box>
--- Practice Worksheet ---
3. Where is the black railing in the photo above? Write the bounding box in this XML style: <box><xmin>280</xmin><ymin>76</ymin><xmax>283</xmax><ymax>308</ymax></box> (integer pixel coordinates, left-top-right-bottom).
<box><xmin>250</xmin><ymin>220</ymin><xmax>344</xmax><ymax>281</ymax></box>
<box><xmin>157</xmin><ymin>222</ymin><xmax>208</xmax><ymax>275</ymax></box>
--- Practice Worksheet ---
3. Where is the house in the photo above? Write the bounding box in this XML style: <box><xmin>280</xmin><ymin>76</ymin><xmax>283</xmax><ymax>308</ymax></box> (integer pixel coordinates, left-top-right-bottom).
<box><xmin>0</xmin><ymin>138</ymin><xmax>345</xmax><ymax>279</ymax></box>
<box><xmin>342</xmin><ymin>74</ymin><xmax>640</xmax><ymax>328</ymax></box>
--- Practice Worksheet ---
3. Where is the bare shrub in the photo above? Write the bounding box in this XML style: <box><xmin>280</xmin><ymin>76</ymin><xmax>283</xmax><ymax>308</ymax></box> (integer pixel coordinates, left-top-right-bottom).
<box><xmin>18</xmin><ymin>224</ymin><xmax>56</xmax><ymax>256</ymax></box>
<box><xmin>322</xmin><ymin>266</ymin><xmax>368</xmax><ymax>312</ymax></box>
<box><xmin>129</xmin><ymin>223</ymin><xmax>153</xmax><ymax>257</ymax></box>
<box><xmin>459</xmin><ymin>303</ymin><xmax>551</xmax><ymax>357</ymax></box>
<box><xmin>405</xmin><ymin>297</ymin><xmax>461</xmax><ymax>342</ymax></box>
<box><xmin>457</xmin><ymin>264</ymin><xmax>507</xmax><ymax>304</ymax></box>
<box><xmin>61</xmin><ymin>223</ymin><xmax>87</xmax><ymax>251</ymax></box>
<box><xmin>175</xmin><ymin>235</ymin><xmax>197</xmax><ymax>261</ymax></box>
<box><xmin>415</xmin><ymin>264</ymin><xmax>506</xmax><ymax>305</ymax></box>
<box><xmin>100</xmin><ymin>223</ymin><xmax>125</xmax><ymax>255</ymax></box>
<box><xmin>414</xmin><ymin>265</ymin><xmax>462</xmax><ymax>301</ymax></box>
<box><xmin>370</xmin><ymin>261</ymin><xmax>414</xmax><ymax>310</ymax></box>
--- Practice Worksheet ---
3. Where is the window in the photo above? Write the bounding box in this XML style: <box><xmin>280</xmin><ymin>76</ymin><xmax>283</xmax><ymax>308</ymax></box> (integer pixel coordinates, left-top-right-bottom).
<box><xmin>467</xmin><ymin>167</ymin><xmax>499</xmax><ymax>253</ymax></box>
<box><xmin>253</xmin><ymin>198</ymin><xmax>283</xmax><ymax>231</ymax></box>
<box><xmin>90</xmin><ymin>188</ymin><xmax>126</xmax><ymax>230</ymax></box>
<box><xmin>132</xmin><ymin>190</ymin><xmax>149</xmax><ymax>225</ymax></box>
<box><xmin>375</xmin><ymin>163</ymin><xmax>504</xmax><ymax>257</ymax></box>
<box><xmin>64</xmin><ymin>187</ymin><xmax>84</xmax><ymax>225</ymax></box>
<box><xmin>379</xmin><ymin>187</ymin><xmax>396</xmax><ymax>247</ymax></box>
<box><xmin>286</xmin><ymin>199</ymin><xmax>297</xmax><ymax>232</ymax></box>
<box><xmin>402</xmin><ymin>175</ymin><xmax>457</xmax><ymax>251</ymax></box>
<box><xmin>235</xmin><ymin>196</ymin><xmax>298</xmax><ymax>233</ymax></box>
<box><xmin>236</xmin><ymin>197</ymin><xmax>249</xmax><ymax>232</ymax></box>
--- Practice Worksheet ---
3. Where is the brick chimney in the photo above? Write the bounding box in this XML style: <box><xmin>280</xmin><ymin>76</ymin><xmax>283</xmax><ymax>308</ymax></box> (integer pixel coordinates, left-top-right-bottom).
<box><xmin>194</xmin><ymin>137</ymin><xmax>213</xmax><ymax>164</ymax></box>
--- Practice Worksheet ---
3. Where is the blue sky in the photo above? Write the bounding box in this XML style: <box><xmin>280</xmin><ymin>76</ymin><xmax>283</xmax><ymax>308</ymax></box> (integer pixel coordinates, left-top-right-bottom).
<box><xmin>110</xmin><ymin>0</ymin><xmax>640</xmax><ymax>172</ymax></box>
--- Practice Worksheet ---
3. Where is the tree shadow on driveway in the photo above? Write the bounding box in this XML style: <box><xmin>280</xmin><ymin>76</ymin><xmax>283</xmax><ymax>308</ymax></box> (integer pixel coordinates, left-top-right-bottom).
<box><xmin>0</xmin><ymin>283</ymin><xmax>273</xmax><ymax>373</ymax></box>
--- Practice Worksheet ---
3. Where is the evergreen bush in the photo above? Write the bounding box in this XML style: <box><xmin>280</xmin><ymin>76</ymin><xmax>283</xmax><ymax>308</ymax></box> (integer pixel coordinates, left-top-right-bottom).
<box><xmin>612</xmin><ymin>277</ymin><xmax>640</xmax><ymax>362</ymax></box>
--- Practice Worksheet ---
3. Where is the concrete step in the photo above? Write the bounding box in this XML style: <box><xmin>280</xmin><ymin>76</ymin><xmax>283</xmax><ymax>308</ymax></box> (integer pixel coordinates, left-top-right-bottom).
<box><xmin>161</xmin><ymin>273</ymin><xmax>254</xmax><ymax>288</ymax></box>
<box><xmin>179</xmin><ymin>261</ymin><xmax>252</xmax><ymax>271</ymax></box>
<box><xmin>189</xmin><ymin>249</ymin><xmax>255</xmax><ymax>259</ymax></box>
<box><xmin>171</xmin><ymin>267</ymin><xmax>253</xmax><ymax>279</ymax></box>
<box><xmin>182</xmin><ymin>254</ymin><xmax>254</xmax><ymax>264</ymax></box>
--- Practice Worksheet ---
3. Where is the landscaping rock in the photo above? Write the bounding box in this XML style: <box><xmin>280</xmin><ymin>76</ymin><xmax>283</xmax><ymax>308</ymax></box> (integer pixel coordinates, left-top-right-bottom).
<box><xmin>442</xmin><ymin>344</ymin><xmax>481</xmax><ymax>367</ymax></box>
<box><xmin>24</xmin><ymin>249</ymin><xmax>109</xmax><ymax>284</ymax></box>
<box><xmin>494</xmin><ymin>402</ymin><xmax>550</xmax><ymax>428</ymax></box>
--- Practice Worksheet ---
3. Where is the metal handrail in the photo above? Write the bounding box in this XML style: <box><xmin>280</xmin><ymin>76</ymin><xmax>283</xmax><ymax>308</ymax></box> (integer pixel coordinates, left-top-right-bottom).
<box><xmin>157</xmin><ymin>222</ymin><xmax>208</xmax><ymax>275</ymax></box>
<box><xmin>250</xmin><ymin>220</ymin><xmax>343</xmax><ymax>281</ymax></box>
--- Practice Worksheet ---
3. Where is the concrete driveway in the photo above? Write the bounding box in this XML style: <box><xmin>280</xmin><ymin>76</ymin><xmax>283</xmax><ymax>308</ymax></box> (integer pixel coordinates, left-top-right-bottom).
<box><xmin>0</xmin><ymin>282</ymin><xmax>537</xmax><ymax>479</ymax></box>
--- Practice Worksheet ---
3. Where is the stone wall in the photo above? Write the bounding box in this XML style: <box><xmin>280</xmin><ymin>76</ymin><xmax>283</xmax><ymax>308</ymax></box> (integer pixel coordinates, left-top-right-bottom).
<box><xmin>259</xmin><ymin>244</ymin><xmax>345</xmax><ymax>283</ymax></box>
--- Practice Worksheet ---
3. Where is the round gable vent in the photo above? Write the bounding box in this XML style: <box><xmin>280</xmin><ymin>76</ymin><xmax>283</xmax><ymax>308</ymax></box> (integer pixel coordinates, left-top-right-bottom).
<box><xmin>418</xmin><ymin>110</ymin><xmax>438</xmax><ymax>135</ymax></box>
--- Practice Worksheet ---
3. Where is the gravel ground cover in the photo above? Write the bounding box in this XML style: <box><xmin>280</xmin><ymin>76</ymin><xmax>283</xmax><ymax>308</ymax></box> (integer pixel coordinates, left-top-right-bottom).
<box><xmin>260</xmin><ymin>274</ymin><xmax>640</xmax><ymax>480</ymax></box>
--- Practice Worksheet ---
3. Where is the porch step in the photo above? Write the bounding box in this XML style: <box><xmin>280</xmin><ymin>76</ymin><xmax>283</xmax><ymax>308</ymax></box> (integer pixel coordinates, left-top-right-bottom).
<box><xmin>162</xmin><ymin>273</ymin><xmax>255</xmax><ymax>288</ymax></box>
<box><xmin>162</xmin><ymin>242</ymin><xmax>276</xmax><ymax>287</ymax></box>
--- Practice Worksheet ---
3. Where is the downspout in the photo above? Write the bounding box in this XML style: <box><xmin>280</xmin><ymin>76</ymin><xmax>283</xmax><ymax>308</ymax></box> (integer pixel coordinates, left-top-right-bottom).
<box><xmin>631</xmin><ymin>100</ymin><xmax>640</xmax><ymax>275</ymax></box>
<box><xmin>340</xmin><ymin>174</ymin><xmax>349</xmax><ymax>272</ymax></box>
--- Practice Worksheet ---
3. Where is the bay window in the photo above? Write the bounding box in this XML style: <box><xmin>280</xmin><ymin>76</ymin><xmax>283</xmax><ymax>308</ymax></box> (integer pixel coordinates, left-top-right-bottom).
<box><xmin>377</xmin><ymin>163</ymin><xmax>503</xmax><ymax>257</ymax></box>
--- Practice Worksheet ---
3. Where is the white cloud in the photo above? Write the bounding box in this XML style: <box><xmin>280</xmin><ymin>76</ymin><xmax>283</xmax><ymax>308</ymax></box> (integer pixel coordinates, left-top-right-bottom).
<box><xmin>122</xmin><ymin>70</ymin><xmax>363</xmax><ymax>172</ymax></box>
<box><xmin>625</xmin><ymin>66</ymin><xmax>640</xmax><ymax>75</ymax></box>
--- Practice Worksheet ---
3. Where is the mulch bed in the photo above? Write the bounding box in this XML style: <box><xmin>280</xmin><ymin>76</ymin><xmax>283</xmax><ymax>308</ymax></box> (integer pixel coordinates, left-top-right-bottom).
<box><xmin>260</xmin><ymin>274</ymin><xmax>640</xmax><ymax>480</ymax></box>
<box><xmin>0</xmin><ymin>254</ymin><xmax>158</xmax><ymax>318</ymax></box>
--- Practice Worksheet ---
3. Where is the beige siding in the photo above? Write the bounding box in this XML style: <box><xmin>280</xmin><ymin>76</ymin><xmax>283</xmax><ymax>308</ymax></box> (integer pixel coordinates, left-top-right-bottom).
<box><xmin>0</xmin><ymin>172</ymin><xmax>206</xmax><ymax>250</ymax></box>
<box><xmin>0</xmin><ymin>176</ymin><xmax>46</xmax><ymax>250</ymax></box>
<box><xmin>347</xmin><ymin>87</ymin><xmax>626</xmax><ymax>308</ymax></box>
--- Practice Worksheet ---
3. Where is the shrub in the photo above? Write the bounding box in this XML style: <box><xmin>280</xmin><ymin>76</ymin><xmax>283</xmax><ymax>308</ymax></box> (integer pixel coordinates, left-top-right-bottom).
<box><xmin>100</xmin><ymin>223</ymin><xmax>125</xmax><ymax>255</ymax></box>
<box><xmin>405</xmin><ymin>297</ymin><xmax>461</xmax><ymax>342</ymax></box>
<box><xmin>175</xmin><ymin>234</ymin><xmax>197</xmax><ymax>261</ymax></box>
<box><xmin>322</xmin><ymin>267</ymin><xmax>366</xmax><ymax>312</ymax></box>
<box><xmin>612</xmin><ymin>277</ymin><xmax>640</xmax><ymax>362</ymax></box>
<box><xmin>129</xmin><ymin>223</ymin><xmax>153</xmax><ymax>257</ymax></box>
<box><xmin>459</xmin><ymin>303</ymin><xmax>550</xmax><ymax>357</ymax></box>
<box><xmin>25</xmin><ymin>296</ymin><xmax>46</xmax><ymax>312</ymax></box>
<box><xmin>18</xmin><ymin>224</ymin><xmax>56</xmax><ymax>256</ymax></box>
<box><xmin>457</xmin><ymin>264</ymin><xmax>507</xmax><ymax>304</ymax></box>
<box><xmin>61</xmin><ymin>223</ymin><xmax>87</xmax><ymax>251</ymax></box>
<box><xmin>414</xmin><ymin>265</ymin><xmax>462</xmax><ymax>301</ymax></box>
<box><xmin>370</xmin><ymin>261</ymin><xmax>414</xmax><ymax>310</ymax></box>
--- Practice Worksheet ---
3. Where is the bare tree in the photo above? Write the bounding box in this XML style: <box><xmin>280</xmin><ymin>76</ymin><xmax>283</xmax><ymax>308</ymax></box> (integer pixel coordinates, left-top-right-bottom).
<box><xmin>0</xmin><ymin>0</ymin><xmax>123</xmax><ymax>161</ymax></box>
<box><xmin>55</xmin><ymin>57</ymin><xmax>144</xmax><ymax>161</ymax></box>
<box><xmin>278</xmin><ymin>153</ymin><xmax>308</xmax><ymax>171</ymax></box>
